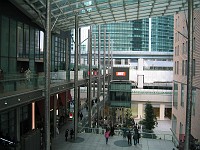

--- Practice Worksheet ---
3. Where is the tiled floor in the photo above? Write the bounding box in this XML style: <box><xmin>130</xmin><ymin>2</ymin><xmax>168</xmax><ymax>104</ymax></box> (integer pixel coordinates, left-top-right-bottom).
<box><xmin>52</xmin><ymin>131</ymin><xmax>176</xmax><ymax>150</ymax></box>
<box><xmin>52</xmin><ymin>119</ymin><xmax>177</xmax><ymax>150</ymax></box>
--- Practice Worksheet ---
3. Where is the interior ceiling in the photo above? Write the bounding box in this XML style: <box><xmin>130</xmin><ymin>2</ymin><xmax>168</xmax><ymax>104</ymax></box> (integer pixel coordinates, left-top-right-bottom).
<box><xmin>10</xmin><ymin>0</ymin><xmax>200</xmax><ymax>31</ymax></box>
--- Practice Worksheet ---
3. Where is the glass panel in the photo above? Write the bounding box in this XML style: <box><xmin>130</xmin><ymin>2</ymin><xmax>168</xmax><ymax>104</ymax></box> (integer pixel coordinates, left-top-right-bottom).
<box><xmin>24</xmin><ymin>24</ymin><xmax>29</xmax><ymax>58</ymax></box>
<box><xmin>40</xmin><ymin>31</ymin><xmax>44</xmax><ymax>58</ymax></box>
<box><xmin>17</xmin><ymin>22</ymin><xmax>23</xmax><ymax>57</ymax></box>
<box><xmin>1</xmin><ymin>16</ymin><xmax>9</xmax><ymax>57</ymax></box>
<box><xmin>35</xmin><ymin>29</ymin><xmax>40</xmax><ymax>59</ymax></box>
<box><xmin>9</xmin><ymin>19</ymin><xmax>17</xmax><ymax>57</ymax></box>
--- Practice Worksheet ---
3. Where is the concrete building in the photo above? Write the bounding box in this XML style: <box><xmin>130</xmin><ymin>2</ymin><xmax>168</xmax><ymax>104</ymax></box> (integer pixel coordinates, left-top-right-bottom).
<box><xmin>172</xmin><ymin>10</ymin><xmax>200</xmax><ymax>144</ymax></box>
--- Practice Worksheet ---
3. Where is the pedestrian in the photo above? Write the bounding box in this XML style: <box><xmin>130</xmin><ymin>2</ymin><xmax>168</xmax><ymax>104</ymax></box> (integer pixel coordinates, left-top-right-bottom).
<box><xmin>70</xmin><ymin>128</ymin><xmax>74</xmax><ymax>139</ymax></box>
<box><xmin>127</xmin><ymin>131</ymin><xmax>132</xmax><ymax>145</ymax></box>
<box><xmin>65</xmin><ymin>129</ymin><xmax>69</xmax><ymax>141</ymax></box>
<box><xmin>104</xmin><ymin>129</ymin><xmax>110</xmax><ymax>144</ymax></box>
<box><xmin>80</xmin><ymin>112</ymin><xmax>83</xmax><ymax>120</ymax></box>
<box><xmin>56</xmin><ymin>126</ymin><xmax>59</xmax><ymax>135</ymax></box>
<box><xmin>137</xmin><ymin>132</ymin><xmax>141</xmax><ymax>144</ymax></box>
<box><xmin>133</xmin><ymin>132</ymin><xmax>138</xmax><ymax>145</ymax></box>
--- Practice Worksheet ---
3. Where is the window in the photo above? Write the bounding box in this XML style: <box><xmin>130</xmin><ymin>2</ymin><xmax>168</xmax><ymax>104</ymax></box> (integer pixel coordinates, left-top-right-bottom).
<box><xmin>17</xmin><ymin>22</ymin><xmax>23</xmax><ymax>57</ymax></box>
<box><xmin>174</xmin><ymin>61</ymin><xmax>177</xmax><ymax>74</ymax></box>
<box><xmin>115</xmin><ymin>59</ymin><xmax>121</xmax><ymax>65</ymax></box>
<box><xmin>179</xmin><ymin>122</ymin><xmax>183</xmax><ymax>134</ymax></box>
<box><xmin>175</xmin><ymin>47</ymin><xmax>177</xmax><ymax>56</ymax></box>
<box><xmin>177</xmin><ymin>61</ymin><xmax>179</xmax><ymax>75</ymax></box>
<box><xmin>173</xmin><ymin>82</ymin><xmax>178</xmax><ymax>108</ymax></box>
<box><xmin>182</xmin><ymin>60</ymin><xmax>184</xmax><ymax>76</ymax></box>
<box><xmin>175</xmin><ymin>33</ymin><xmax>177</xmax><ymax>42</ymax></box>
<box><xmin>192</xmin><ymin>88</ymin><xmax>196</xmax><ymax>116</ymax></box>
<box><xmin>182</xmin><ymin>43</ymin><xmax>185</xmax><ymax>54</ymax></box>
<box><xmin>177</xmin><ymin>45</ymin><xmax>179</xmax><ymax>56</ymax></box>
<box><xmin>186</xmin><ymin>41</ymin><xmax>188</xmax><ymax>52</ymax></box>
<box><xmin>181</xmin><ymin>84</ymin><xmax>184</xmax><ymax>107</ymax></box>
<box><xmin>193</xmin><ymin>37</ymin><xmax>195</xmax><ymax>51</ymax></box>
<box><xmin>193</xmin><ymin>59</ymin><xmax>195</xmax><ymax>76</ymax></box>
<box><xmin>185</xmin><ymin>60</ymin><xmax>187</xmax><ymax>76</ymax></box>
<box><xmin>125</xmin><ymin>59</ymin><xmax>128</xmax><ymax>65</ymax></box>
<box><xmin>172</xmin><ymin>115</ymin><xmax>177</xmax><ymax>134</ymax></box>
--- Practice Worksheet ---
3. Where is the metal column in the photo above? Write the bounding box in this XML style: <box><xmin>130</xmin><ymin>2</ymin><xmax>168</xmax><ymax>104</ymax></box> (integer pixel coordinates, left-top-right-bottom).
<box><xmin>78</xmin><ymin>28</ymin><xmax>81</xmax><ymax>114</ymax></box>
<box><xmin>65</xmin><ymin>38</ymin><xmax>70</xmax><ymax>119</ymax></box>
<box><xmin>97</xmin><ymin>25</ymin><xmax>101</xmax><ymax>127</ymax></box>
<box><xmin>88</xmin><ymin>28</ymin><xmax>92</xmax><ymax>128</ymax></box>
<box><xmin>74</xmin><ymin>14</ymin><xmax>79</xmax><ymax>139</ymax></box>
<box><xmin>53</xmin><ymin>95</ymin><xmax>57</xmax><ymax>138</ymax></box>
<box><xmin>103</xmin><ymin>28</ymin><xmax>106</xmax><ymax>120</ymax></box>
<box><xmin>93</xmin><ymin>35</ymin><xmax>96</xmax><ymax>98</ymax></box>
<box><xmin>79</xmin><ymin>28</ymin><xmax>81</xmax><ymax>65</ymax></box>
<box><xmin>66</xmin><ymin>38</ymin><xmax>69</xmax><ymax>82</ymax></box>
<box><xmin>108</xmin><ymin>34</ymin><xmax>111</xmax><ymax>86</ymax></box>
<box><xmin>185</xmin><ymin>0</ymin><xmax>194</xmax><ymax>149</ymax></box>
<box><xmin>44</xmin><ymin>0</ymin><xmax>51</xmax><ymax>149</ymax></box>
<box><xmin>16</xmin><ymin>107</ymin><xmax>20</xmax><ymax>142</ymax></box>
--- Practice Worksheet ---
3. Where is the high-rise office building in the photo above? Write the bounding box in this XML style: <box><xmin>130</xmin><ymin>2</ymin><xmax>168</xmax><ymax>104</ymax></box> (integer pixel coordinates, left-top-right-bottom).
<box><xmin>92</xmin><ymin>15</ymin><xmax>174</xmax><ymax>52</ymax></box>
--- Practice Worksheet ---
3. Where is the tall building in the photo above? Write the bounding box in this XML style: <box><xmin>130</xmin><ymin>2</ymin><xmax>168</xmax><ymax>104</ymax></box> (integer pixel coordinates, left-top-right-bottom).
<box><xmin>172</xmin><ymin>10</ymin><xmax>200</xmax><ymax>146</ymax></box>
<box><xmin>92</xmin><ymin>15</ymin><xmax>174</xmax><ymax>52</ymax></box>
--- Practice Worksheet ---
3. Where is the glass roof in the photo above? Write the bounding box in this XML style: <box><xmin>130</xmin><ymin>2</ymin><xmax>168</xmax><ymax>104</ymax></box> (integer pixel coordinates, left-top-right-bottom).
<box><xmin>10</xmin><ymin>0</ymin><xmax>200</xmax><ymax>31</ymax></box>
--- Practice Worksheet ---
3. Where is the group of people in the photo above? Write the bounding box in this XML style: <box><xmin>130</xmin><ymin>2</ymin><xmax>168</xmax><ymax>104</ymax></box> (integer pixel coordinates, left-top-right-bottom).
<box><xmin>65</xmin><ymin>128</ymin><xmax>74</xmax><ymax>141</ymax></box>
<box><xmin>127</xmin><ymin>126</ymin><xmax>141</xmax><ymax>146</ymax></box>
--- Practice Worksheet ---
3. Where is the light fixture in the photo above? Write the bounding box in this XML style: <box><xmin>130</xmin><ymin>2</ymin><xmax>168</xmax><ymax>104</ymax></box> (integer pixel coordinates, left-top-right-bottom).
<box><xmin>4</xmin><ymin>101</ymin><xmax>7</xmax><ymax>105</ymax></box>
<box><xmin>18</xmin><ymin>98</ymin><xmax>21</xmax><ymax>102</ymax></box>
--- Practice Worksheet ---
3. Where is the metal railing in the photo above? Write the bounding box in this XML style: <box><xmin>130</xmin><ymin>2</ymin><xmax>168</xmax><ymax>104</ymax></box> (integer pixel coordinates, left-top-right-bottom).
<box><xmin>78</xmin><ymin>127</ymin><xmax>173</xmax><ymax>141</ymax></box>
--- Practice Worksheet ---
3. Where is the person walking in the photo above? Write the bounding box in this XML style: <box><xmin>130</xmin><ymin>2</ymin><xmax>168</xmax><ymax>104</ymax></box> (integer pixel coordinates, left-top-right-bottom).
<box><xmin>127</xmin><ymin>131</ymin><xmax>132</xmax><ymax>145</ymax></box>
<box><xmin>104</xmin><ymin>129</ymin><xmax>110</xmax><ymax>144</ymax></box>
<box><xmin>65</xmin><ymin>129</ymin><xmax>69</xmax><ymax>141</ymax></box>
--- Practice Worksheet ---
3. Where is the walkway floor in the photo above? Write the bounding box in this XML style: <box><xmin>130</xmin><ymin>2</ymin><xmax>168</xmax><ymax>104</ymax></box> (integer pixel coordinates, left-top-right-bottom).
<box><xmin>52</xmin><ymin>119</ymin><xmax>177</xmax><ymax>150</ymax></box>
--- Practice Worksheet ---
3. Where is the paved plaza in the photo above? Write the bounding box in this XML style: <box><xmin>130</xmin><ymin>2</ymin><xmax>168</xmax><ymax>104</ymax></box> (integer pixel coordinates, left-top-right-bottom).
<box><xmin>52</xmin><ymin>120</ymin><xmax>177</xmax><ymax>150</ymax></box>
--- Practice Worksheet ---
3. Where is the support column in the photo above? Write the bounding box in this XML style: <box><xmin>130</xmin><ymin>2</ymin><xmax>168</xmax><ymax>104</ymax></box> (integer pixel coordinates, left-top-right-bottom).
<box><xmin>45</xmin><ymin>0</ymin><xmax>51</xmax><ymax>149</ymax></box>
<box><xmin>108</xmin><ymin>34</ymin><xmax>111</xmax><ymax>89</ymax></box>
<box><xmin>74</xmin><ymin>14</ymin><xmax>79</xmax><ymax>139</ymax></box>
<box><xmin>122</xmin><ymin>108</ymin><xmax>124</xmax><ymax>124</ymax></box>
<box><xmin>103</xmin><ymin>28</ymin><xmax>106</xmax><ymax>121</ymax></box>
<box><xmin>32</xmin><ymin>102</ymin><xmax>35</xmax><ymax>130</ymax></box>
<box><xmin>53</xmin><ymin>95</ymin><xmax>57</xmax><ymax>137</ymax></box>
<box><xmin>97</xmin><ymin>25</ymin><xmax>101</xmax><ymax>128</ymax></box>
<box><xmin>78</xmin><ymin>86</ymin><xmax>80</xmax><ymax>111</ymax></box>
<box><xmin>88</xmin><ymin>28</ymin><xmax>92</xmax><ymax>128</ymax></box>
<box><xmin>93</xmin><ymin>35</ymin><xmax>96</xmax><ymax>98</ymax></box>
<box><xmin>79</xmin><ymin>28</ymin><xmax>81</xmax><ymax>65</ymax></box>
<box><xmin>138</xmin><ymin>103</ymin><xmax>143</xmax><ymax>119</ymax></box>
<box><xmin>121</xmin><ymin>59</ymin><xmax>125</xmax><ymax>65</ymax></box>
<box><xmin>185</xmin><ymin>0</ymin><xmax>194</xmax><ymax>149</ymax></box>
<box><xmin>65</xmin><ymin>38</ymin><xmax>69</xmax><ymax>82</ymax></box>
<box><xmin>159</xmin><ymin>104</ymin><xmax>165</xmax><ymax>120</ymax></box>
<box><xmin>16</xmin><ymin>107</ymin><xmax>20</xmax><ymax>142</ymax></box>
<box><xmin>65</xmin><ymin>38</ymin><xmax>70</xmax><ymax>118</ymax></box>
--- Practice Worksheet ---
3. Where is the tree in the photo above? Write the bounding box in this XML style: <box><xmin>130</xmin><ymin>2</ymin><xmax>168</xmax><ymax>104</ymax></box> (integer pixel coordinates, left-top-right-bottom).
<box><xmin>142</xmin><ymin>102</ymin><xmax>157</xmax><ymax>131</ymax></box>
<box><xmin>125</xmin><ymin>108</ymin><xmax>132</xmax><ymax>127</ymax></box>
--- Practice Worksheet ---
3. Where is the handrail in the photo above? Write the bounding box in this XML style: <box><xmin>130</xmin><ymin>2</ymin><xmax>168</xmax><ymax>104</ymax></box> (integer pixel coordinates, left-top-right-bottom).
<box><xmin>78</xmin><ymin>127</ymin><xmax>173</xmax><ymax>141</ymax></box>
<box><xmin>0</xmin><ymin>137</ymin><xmax>15</xmax><ymax>145</ymax></box>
